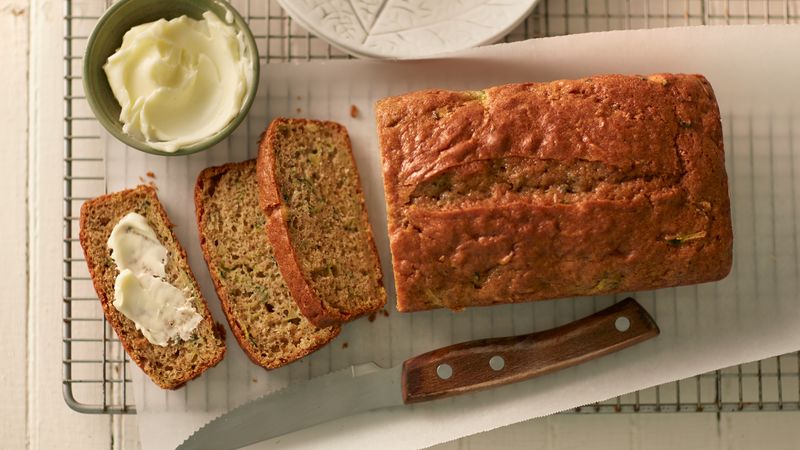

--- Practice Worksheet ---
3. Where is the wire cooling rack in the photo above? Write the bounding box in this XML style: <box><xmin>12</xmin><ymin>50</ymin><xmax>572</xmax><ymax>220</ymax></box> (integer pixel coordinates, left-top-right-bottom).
<box><xmin>64</xmin><ymin>0</ymin><xmax>800</xmax><ymax>414</ymax></box>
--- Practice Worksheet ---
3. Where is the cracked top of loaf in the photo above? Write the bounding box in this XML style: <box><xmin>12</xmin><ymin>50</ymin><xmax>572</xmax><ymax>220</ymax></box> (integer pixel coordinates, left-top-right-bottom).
<box><xmin>376</xmin><ymin>74</ymin><xmax>733</xmax><ymax>312</ymax></box>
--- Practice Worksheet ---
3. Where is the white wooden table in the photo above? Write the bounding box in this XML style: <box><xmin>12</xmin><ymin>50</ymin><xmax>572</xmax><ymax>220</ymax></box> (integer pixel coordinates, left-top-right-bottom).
<box><xmin>5</xmin><ymin>1</ymin><xmax>800</xmax><ymax>448</ymax></box>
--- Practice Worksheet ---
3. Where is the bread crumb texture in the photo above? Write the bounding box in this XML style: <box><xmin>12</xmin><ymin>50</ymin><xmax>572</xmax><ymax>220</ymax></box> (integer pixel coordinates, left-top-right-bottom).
<box><xmin>195</xmin><ymin>160</ymin><xmax>338</xmax><ymax>369</ymax></box>
<box><xmin>263</xmin><ymin>119</ymin><xmax>386</xmax><ymax>325</ymax></box>
<box><xmin>376</xmin><ymin>74</ymin><xmax>733</xmax><ymax>311</ymax></box>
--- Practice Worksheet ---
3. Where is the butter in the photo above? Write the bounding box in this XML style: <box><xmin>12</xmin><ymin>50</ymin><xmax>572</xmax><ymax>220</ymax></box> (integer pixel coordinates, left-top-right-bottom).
<box><xmin>104</xmin><ymin>12</ymin><xmax>252</xmax><ymax>152</ymax></box>
<box><xmin>108</xmin><ymin>213</ymin><xmax>202</xmax><ymax>346</ymax></box>
<box><xmin>108</xmin><ymin>211</ymin><xmax>167</xmax><ymax>277</ymax></box>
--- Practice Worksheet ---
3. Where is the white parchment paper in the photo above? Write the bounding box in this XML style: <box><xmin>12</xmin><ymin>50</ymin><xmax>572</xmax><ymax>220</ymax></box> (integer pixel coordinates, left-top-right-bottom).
<box><xmin>103</xmin><ymin>25</ymin><xmax>800</xmax><ymax>449</ymax></box>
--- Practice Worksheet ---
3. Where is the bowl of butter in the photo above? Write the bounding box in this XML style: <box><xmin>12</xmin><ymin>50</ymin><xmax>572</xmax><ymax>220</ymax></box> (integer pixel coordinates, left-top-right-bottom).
<box><xmin>84</xmin><ymin>0</ymin><xmax>259</xmax><ymax>156</ymax></box>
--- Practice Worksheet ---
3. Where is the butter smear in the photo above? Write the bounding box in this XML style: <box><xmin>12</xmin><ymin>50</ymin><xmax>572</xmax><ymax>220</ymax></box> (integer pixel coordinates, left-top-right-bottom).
<box><xmin>108</xmin><ymin>212</ymin><xmax>202</xmax><ymax>346</ymax></box>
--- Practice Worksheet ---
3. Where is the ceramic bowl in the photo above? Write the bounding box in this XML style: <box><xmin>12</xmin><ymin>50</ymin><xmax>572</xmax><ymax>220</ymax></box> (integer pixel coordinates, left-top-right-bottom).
<box><xmin>83</xmin><ymin>0</ymin><xmax>259</xmax><ymax>156</ymax></box>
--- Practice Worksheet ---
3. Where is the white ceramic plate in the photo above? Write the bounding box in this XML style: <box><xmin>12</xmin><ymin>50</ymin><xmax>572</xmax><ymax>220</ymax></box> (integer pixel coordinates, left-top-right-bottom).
<box><xmin>277</xmin><ymin>0</ymin><xmax>540</xmax><ymax>59</ymax></box>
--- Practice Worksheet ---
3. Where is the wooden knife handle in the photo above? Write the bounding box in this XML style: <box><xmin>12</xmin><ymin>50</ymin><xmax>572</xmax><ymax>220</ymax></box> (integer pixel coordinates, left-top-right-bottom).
<box><xmin>401</xmin><ymin>297</ymin><xmax>659</xmax><ymax>404</ymax></box>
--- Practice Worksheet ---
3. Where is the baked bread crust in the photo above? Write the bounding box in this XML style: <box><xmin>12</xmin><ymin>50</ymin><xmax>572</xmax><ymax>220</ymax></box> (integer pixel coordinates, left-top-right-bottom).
<box><xmin>257</xmin><ymin>118</ymin><xmax>386</xmax><ymax>327</ymax></box>
<box><xmin>376</xmin><ymin>74</ymin><xmax>733</xmax><ymax>312</ymax></box>
<box><xmin>79</xmin><ymin>185</ymin><xmax>226</xmax><ymax>389</ymax></box>
<box><xmin>194</xmin><ymin>160</ymin><xmax>340</xmax><ymax>369</ymax></box>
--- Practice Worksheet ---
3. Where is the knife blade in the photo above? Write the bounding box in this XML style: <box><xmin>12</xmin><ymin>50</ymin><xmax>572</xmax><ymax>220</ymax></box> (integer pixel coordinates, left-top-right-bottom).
<box><xmin>178</xmin><ymin>297</ymin><xmax>658</xmax><ymax>450</ymax></box>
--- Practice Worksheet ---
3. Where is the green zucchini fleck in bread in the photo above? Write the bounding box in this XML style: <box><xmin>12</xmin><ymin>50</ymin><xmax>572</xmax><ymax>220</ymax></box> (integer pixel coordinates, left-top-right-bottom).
<box><xmin>256</xmin><ymin>118</ymin><xmax>386</xmax><ymax>327</ymax></box>
<box><xmin>79</xmin><ymin>185</ymin><xmax>226</xmax><ymax>389</ymax></box>
<box><xmin>195</xmin><ymin>160</ymin><xmax>339</xmax><ymax>368</ymax></box>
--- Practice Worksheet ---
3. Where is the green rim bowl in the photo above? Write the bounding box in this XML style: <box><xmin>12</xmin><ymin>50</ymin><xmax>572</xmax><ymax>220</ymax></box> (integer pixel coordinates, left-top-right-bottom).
<box><xmin>83</xmin><ymin>0</ymin><xmax>260</xmax><ymax>156</ymax></box>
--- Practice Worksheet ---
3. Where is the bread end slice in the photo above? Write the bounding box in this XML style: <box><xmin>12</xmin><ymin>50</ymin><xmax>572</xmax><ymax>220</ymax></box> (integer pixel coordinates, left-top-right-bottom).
<box><xmin>79</xmin><ymin>185</ymin><xmax>226</xmax><ymax>390</ymax></box>
<box><xmin>195</xmin><ymin>160</ymin><xmax>339</xmax><ymax>369</ymax></box>
<box><xmin>257</xmin><ymin>118</ymin><xmax>386</xmax><ymax>327</ymax></box>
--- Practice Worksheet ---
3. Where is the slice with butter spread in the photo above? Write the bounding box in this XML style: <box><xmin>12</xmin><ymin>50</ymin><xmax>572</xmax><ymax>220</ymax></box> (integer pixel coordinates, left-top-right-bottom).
<box><xmin>80</xmin><ymin>185</ymin><xmax>225</xmax><ymax>389</ymax></box>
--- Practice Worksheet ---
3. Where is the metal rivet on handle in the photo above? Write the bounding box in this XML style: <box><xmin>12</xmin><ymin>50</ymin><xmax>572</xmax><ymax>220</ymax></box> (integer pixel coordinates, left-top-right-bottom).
<box><xmin>489</xmin><ymin>355</ymin><xmax>505</xmax><ymax>371</ymax></box>
<box><xmin>615</xmin><ymin>316</ymin><xmax>631</xmax><ymax>332</ymax></box>
<box><xmin>436</xmin><ymin>363</ymin><xmax>453</xmax><ymax>380</ymax></box>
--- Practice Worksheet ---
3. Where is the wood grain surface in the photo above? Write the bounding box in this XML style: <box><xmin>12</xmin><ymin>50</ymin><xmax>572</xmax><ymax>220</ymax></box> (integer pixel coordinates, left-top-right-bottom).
<box><xmin>402</xmin><ymin>298</ymin><xmax>659</xmax><ymax>403</ymax></box>
<box><xmin>1</xmin><ymin>2</ymin><xmax>30</xmax><ymax>448</ymax></box>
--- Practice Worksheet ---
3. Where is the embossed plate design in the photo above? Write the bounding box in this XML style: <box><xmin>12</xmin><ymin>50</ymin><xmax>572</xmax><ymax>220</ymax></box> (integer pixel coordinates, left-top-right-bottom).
<box><xmin>276</xmin><ymin>0</ymin><xmax>540</xmax><ymax>59</ymax></box>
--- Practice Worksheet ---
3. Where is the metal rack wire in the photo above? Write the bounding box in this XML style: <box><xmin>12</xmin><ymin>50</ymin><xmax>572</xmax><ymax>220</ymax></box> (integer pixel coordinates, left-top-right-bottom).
<box><xmin>63</xmin><ymin>0</ymin><xmax>800</xmax><ymax>414</ymax></box>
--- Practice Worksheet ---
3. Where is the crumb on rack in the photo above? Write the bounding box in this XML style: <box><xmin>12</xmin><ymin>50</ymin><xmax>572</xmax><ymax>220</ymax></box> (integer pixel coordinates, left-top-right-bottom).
<box><xmin>342</xmin><ymin>342</ymin><xmax>348</xmax><ymax>349</ymax></box>
<box><xmin>368</xmin><ymin>312</ymin><xmax>377</xmax><ymax>322</ymax></box>
<box><xmin>146</xmin><ymin>171</ymin><xmax>156</xmax><ymax>179</ymax></box>
<box><xmin>350</xmin><ymin>104</ymin><xmax>359</xmax><ymax>118</ymax></box>
<box><xmin>382</xmin><ymin>309</ymin><xmax>389</xmax><ymax>317</ymax></box>
<box><xmin>296</xmin><ymin>95</ymin><xmax>302</xmax><ymax>100</ymax></box>
<box><xmin>296</xmin><ymin>107</ymin><xmax>302</xmax><ymax>114</ymax></box>
<box><xmin>138</xmin><ymin>176</ymin><xmax>145</xmax><ymax>183</ymax></box>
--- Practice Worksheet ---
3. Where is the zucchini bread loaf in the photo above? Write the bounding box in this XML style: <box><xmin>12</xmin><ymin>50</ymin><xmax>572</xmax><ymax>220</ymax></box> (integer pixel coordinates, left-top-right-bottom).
<box><xmin>376</xmin><ymin>74</ymin><xmax>733</xmax><ymax>312</ymax></box>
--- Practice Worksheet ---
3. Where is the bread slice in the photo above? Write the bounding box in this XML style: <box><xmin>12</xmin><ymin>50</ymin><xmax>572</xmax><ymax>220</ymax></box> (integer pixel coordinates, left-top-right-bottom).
<box><xmin>195</xmin><ymin>160</ymin><xmax>340</xmax><ymax>368</ymax></box>
<box><xmin>256</xmin><ymin>118</ymin><xmax>386</xmax><ymax>327</ymax></box>
<box><xmin>79</xmin><ymin>185</ymin><xmax>226</xmax><ymax>389</ymax></box>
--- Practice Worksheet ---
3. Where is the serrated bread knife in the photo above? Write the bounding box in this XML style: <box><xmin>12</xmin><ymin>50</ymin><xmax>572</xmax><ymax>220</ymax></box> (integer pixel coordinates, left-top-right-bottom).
<box><xmin>178</xmin><ymin>297</ymin><xmax>658</xmax><ymax>449</ymax></box>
